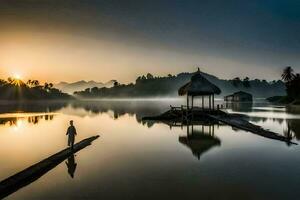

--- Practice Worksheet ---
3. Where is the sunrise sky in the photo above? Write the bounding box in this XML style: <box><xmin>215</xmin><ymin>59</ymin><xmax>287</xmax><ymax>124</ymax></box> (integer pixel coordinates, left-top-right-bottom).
<box><xmin>0</xmin><ymin>0</ymin><xmax>299</xmax><ymax>83</ymax></box>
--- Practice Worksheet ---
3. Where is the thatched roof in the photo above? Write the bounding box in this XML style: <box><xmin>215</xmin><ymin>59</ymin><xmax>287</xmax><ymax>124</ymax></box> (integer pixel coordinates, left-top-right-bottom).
<box><xmin>178</xmin><ymin>69</ymin><xmax>221</xmax><ymax>96</ymax></box>
<box><xmin>225</xmin><ymin>91</ymin><xmax>252</xmax><ymax>98</ymax></box>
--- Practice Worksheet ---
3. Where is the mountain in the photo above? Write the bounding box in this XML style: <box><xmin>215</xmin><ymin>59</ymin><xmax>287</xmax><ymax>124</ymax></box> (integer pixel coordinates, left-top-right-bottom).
<box><xmin>74</xmin><ymin>71</ymin><xmax>286</xmax><ymax>98</ymax></box>
<box><xmin>55</xmin><ymin>80</ymin><xmax>116</xmax><ymax>94</ymax></box>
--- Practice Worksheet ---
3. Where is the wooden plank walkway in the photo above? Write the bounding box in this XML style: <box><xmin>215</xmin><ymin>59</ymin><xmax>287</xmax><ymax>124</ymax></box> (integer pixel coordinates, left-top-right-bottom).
<box><xmin>0</xmin><ymin>135</ymin><xmax>100</xmax><ymax>199</ymax></box>
<box><xmin>207</xmin><ymin>114</ymin><xmax>297</xmax><ymax>145</ymax></box>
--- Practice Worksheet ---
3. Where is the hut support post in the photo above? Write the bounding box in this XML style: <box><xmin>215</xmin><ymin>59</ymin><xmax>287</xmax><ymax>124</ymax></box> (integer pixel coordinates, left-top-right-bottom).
<box><xmin>212</xmin><ymin>94</ymin><xmax>214</xmax><ymax>110</ymax></box>
<box><xmin>202</xmin><ymin>96</ymin><xmax>204</xmax><ymax>110</ymax></box>
<box><xmin>209</xmin><ymin>95</ymin><xmax>211</xmax><ymax>110</ymax></box>
<box><xmin>187</xmin><ymin>95</ymin><xmax>189</xmax><ymax>110</ymax></box>
<box><xmin>191</xmin><ymin>96</ymin><xmax>194</xmax><ymax>109</ymax></box>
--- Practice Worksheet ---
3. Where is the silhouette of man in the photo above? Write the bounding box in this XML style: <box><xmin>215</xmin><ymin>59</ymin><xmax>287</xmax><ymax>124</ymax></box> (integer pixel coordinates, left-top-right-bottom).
<box><xmin>66</xmin><ymin>120</ymin><xmax>77</xmax><ymax>149</ymax></box>
<box><xmin>66</xmin><ymin>154</ymin><xmax>77</xmax><ymax>178</ymax></box>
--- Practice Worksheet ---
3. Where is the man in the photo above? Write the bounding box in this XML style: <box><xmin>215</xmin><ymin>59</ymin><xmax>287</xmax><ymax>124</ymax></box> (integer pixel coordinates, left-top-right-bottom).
<box><xmin>66</xmin><ymin>120</ymin><xmax>77</xmax><ymax>149</ymax></box>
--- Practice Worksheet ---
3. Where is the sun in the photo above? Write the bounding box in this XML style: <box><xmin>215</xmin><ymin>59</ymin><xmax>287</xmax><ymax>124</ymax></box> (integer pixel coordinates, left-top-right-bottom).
<box><xmin>13</xmin><ymin>74</ymin><xmax>21</xmax><ymax>80</ymax></box>
<box><xmin>11</xmin><ymin>74</ymin><xmax>24</xmax><ymax>86</ymax></box>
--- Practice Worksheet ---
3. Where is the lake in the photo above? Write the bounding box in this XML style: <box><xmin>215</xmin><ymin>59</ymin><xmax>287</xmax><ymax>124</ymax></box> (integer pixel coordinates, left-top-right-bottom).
<box><xmin>0</xmin><ymin>99</ymin><xmax>299</xmax><ymax>200</ymax></box>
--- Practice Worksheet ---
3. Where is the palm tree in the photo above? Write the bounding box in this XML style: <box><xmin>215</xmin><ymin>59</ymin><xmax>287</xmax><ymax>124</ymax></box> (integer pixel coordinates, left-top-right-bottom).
<box><xmin>33</xmin><ymin>80</ymin><xmax>40</xmax><ymax>87</ymax></box>
<box><xmin>281</xmin><ymin>66</ymin><xmax>295</xmax><ymax>83</ymax></box>
<box><xmin>290</xmin><ymin>73</ymin><xmax>300</xmax><ymax>99</ymax></box>
<box><xmin>232</xmin><ymin>77</ymin><xmax>241</xmax><ymax>87</ymax></box>
<box><xmin>243</xmin><ymin>77</ymin><xmax>251</xmax><ymax>88</ymax></box>
<box><xmin>7</xmin><ymin>77</ymin><xmax>13</xmax><ymax>84</ymax></box>
<box><xmin>44</xmin><ymin>82</ymin><xmax>49</xmax><ymax>90</ymax></box>
<box><xmin>0</xmin><ymin>79</ymin><xmax>7</xmax><ymax>86</ymax></box>
<box><xmin>113</xmin><ymin>81</ymin><xmax>119</xmax><ymax>87</ymax></box>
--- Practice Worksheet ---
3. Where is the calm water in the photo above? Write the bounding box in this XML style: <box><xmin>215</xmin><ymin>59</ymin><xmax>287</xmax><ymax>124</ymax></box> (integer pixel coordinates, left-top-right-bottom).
<box><xmin>0</xmin><ymin>99</ymin><xmax>300</xmax><ymax>200</ymax></box>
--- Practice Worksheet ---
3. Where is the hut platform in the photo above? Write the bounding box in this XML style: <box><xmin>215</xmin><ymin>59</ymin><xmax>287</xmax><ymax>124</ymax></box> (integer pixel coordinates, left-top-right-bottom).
<box><xmin>143</xmin><ymin>106</ymin><xmax>224</xmax><ymax>121</ymax></box>
<box><xmin>142</xmin><ymin>107</ymin><xmax>296</xmax><ymax>145</ymax></box>
<box><xmin>0</xmin><ymin>135</ymin><xmax>100</xmax><ymax>199</ymax></box>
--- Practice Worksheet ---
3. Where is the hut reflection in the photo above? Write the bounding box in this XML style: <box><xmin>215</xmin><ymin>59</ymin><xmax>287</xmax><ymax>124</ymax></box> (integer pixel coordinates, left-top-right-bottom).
<box><xmin>225</xmin><ymin>102</ymin><xmax>253</xmax><ymax>112</ymax></box>
<box><xmin>178</xmin><ymin>123</ymin><xmax>221</xmax><ymax>160</ymax></box>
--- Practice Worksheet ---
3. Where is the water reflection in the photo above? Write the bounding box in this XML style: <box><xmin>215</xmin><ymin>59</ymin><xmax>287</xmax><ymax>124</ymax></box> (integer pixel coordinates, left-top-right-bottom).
<box><xmin>0</xmin><ymin>114</ymin><xmax>55</xmax><ymax>126</ymax></box>
<box><xmin>0</xmin><ymin>100</ymin><xmax>299</xmax><ymax>143</ymax></box>
<box><xmin>285</xmin><ymin>119</ymin><xmax>300</xmax><ymax>141</ymax></box>
<box><xmin>225</xmin><ymin>102</ymin><xmax>253</xmax><ymax>112</ymax></box>
<box><xmin>223</xmin><ymin>101</ymin><xmax>300</xmax><ymax>142</ymax></box>
<box><xmin>70</xmin><ymin>100</ymin><xmax>169</xmax><ymax>122</ymax></box>
<box><xmin>0</xmin><ymin>100</ymin><xmax>300</xmax><ymax>199</ymax></box>
<box><xmin>179</xmin><ymin>124</ymin><xmax>221</xmax><ymax>160</ymax></box>
<box><xmin>66</xmin><ymin>154</ymin><xmax>77</xmax><ymax>178</ymax></box>
<box><xmin>0</xmin><ymin>101</ymin><xmax>68</xmax><ymax>113</ymax></box>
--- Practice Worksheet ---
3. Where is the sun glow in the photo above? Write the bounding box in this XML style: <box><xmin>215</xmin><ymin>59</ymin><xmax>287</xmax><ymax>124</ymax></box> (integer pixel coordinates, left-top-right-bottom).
<box><xmin>14</xmin><ymin>74</ymin><xmax>21</xmax><ymax>80</ymax></box>
<box><xmin>12</xmin><ymin>72</ymin><xmax>24</xmax><ymax>80</ymax></box>
<box><xmin>10</xmin><ymin>74</ymin><xmax>24</xmax><ymax>86</ymax></box>
<box><xmin>12</xmin><ymin>119</ymin><xmax>24</xmax><ymax>132</ymax></box>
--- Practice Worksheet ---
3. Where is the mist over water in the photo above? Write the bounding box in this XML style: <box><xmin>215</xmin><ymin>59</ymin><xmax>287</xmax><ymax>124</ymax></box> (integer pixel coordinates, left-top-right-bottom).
<box><xmin>0</xmin><ymin>99</ymin><xmax>300</xmax><ymax>199</ymax></box>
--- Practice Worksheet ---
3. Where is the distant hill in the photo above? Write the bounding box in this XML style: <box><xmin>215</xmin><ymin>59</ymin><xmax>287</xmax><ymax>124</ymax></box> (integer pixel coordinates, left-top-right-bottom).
<box><xmin>55</xmin><ymin>80</ymin><xmax>116</xmax><ymax>94</ymax></box>
<box><xmin>74</xmin><ymin>71</ymin><xmax>286</xmax><ymax>98</ymax></box>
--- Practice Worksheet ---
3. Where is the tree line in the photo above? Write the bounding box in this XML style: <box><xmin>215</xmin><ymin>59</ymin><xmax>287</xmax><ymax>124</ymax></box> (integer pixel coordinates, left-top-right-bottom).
<box><xmin>0</xmin><ymin>77</ymin><xmax>72</xmax><ymax>100</ymax></box>
<box><xmin>74</xmin><ymin>71</ymin><xmax>286</xmax><ymax>98</ymax></box>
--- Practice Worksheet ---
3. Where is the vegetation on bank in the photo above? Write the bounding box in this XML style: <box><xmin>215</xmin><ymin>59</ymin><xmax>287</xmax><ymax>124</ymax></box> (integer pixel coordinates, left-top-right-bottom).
<box><xmin>74</xmin><ymin>71</ymin><xmax>285</xmax><ymax>98</ymax></box>
<box><xmin>267</xmin><ymin>66</ymin><xmax>300</xmax><ymax>104</ymax></box>
<box><xmin>0</xmin><ymin>78</ymin><xmax>72</xmax><ymax>100</ymax></box>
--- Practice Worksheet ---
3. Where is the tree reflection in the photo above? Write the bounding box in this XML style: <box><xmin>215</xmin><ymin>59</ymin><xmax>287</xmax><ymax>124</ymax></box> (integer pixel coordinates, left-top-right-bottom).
<box><xmin>70</xmin><ymin>100</ymin><xmax>170</xmax><ymax>124</ymax></box>
<box><xmin>285</xmin><ymin>119</ymin><xmax>300</xmax><ymax>142</ymax></box>
<box><xmin>0</xmin><ymin>114</ymin><xmax>55</xmax><ymax>127</ymax></box>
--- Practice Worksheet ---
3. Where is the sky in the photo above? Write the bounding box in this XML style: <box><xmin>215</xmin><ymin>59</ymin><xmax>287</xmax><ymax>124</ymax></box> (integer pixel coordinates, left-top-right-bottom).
<box><xmin>0</xmin><ymin>0</ymin><xmax>299</xmax><ymax>83</ymax></box>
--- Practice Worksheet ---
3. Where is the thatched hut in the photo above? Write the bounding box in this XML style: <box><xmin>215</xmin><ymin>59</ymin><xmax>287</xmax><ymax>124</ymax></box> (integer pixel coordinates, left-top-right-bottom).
<box><xmin>178</xmin><ymin>68</ymin><xmax>221</xmax><ymax>109</ymax></box>
<box><xmin>224</xmin><ymin>91</ymin><xmax>252</xmax><ymax>102</ymax></box>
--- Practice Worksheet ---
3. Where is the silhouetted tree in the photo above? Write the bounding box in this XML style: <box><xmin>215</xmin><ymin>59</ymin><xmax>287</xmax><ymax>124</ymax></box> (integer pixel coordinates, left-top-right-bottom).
<box><xmin>44</xmin><ymin>82</ymin><xmax>49</xmax><ymax>90</ymax></box>
<box><xmin>282</xmin><ymin>66</ymin><xmax>295</xmax><ymax>83</ymax></box>
<box><xmin>114</xmin><ymin>81</ymin><xmax>119</xmax><ymax>87</ymax></box>
<box><xmin>281</xmin><ymin>66</ymin><xmax>299</xmax><ymax>100</ymax></box>
<box><xmin>243</xmin><ymin>77</ymin><xmax>251</xmax><ymax>88</ymax></box>
<box><xmin>146</xmin><ymin>73</ymin><xmax>154</xmax><ymax>79</ymax></box>
<box><xmin>7</xmin><ymin>77</ymin><xmax>13</xmax><ymax>84</ymax></box>
<box><xmin>232</xmin><ymin>77</ymin><xmax>241</xmax><ymax>87</ymax></box>
<box><xmin>0</xmin><ymin>79</ymin><xmax>6</xmax><ymax>86</ymax></box>
<box><xmin>33</xmin><ymin>80</ymin><xmax>40</xmax><ymax>87</ymax></box>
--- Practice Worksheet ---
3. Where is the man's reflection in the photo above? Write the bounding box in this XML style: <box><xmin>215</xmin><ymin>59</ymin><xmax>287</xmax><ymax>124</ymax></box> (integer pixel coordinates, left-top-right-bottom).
<box><xmin>65</xmin><ymin>154</ymin><xmax>77</xmax><ymax>178</ymax></box>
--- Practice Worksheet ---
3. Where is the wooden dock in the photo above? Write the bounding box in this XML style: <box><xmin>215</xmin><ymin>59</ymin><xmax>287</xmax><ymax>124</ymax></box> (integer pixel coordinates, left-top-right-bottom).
<box><xmin>142</xmin><ymin>107</ymin><xmax>297</xmax><ymax>145</ymax></box>
<box><xmin>0</xmin><ymin>135</ymin><xmax>100</xmax><ymax>199</ymax></box>
<box><xmin>208</xmin><ymin>114</ymin><xmax>296</xmax><ymax>145</ymax></box>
